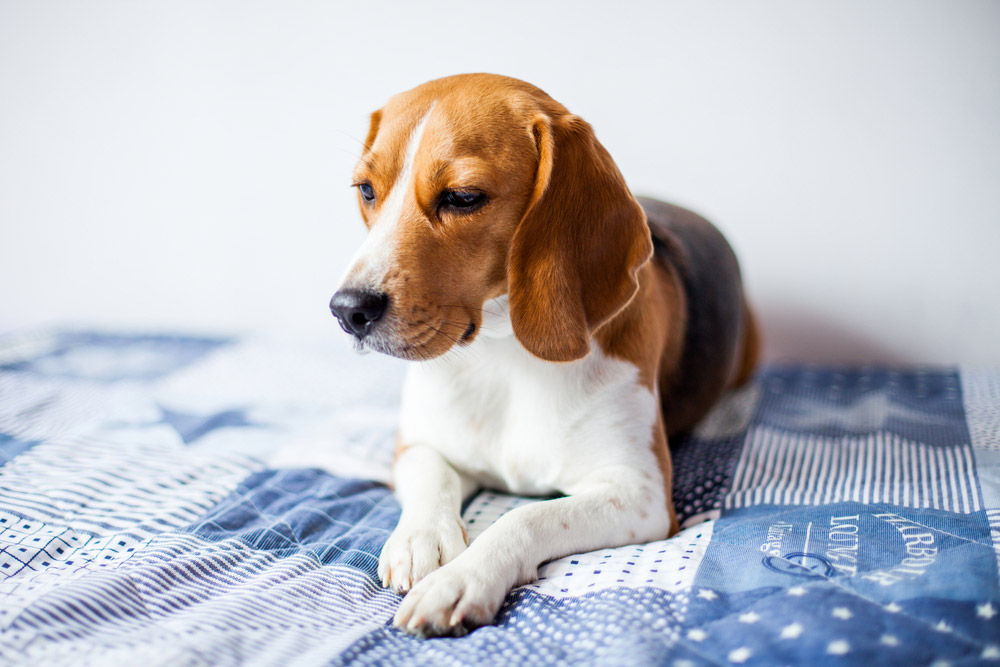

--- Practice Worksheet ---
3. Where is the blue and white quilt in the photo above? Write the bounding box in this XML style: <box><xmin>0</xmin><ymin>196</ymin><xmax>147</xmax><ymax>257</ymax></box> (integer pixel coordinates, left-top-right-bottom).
<box><xmin>1</xmin><ymin>330</ymin><xmax>998</xmax><ymax>665</ymax></box>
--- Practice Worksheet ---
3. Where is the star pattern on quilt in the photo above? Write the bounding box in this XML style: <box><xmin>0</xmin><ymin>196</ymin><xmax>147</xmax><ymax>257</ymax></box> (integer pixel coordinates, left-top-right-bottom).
<box><xmin>728</xmin><ymin>646</ymin><xmax>752</xmax><ymax>663</ymax></box>
<box><xmin>780</xmin><ymin>622</ymin><xmax>803</xmax><ymax>639</ymax></box>
<box><xmin>2</xmin><ymin>334</ymin><xmax>1000</xmax><ymax>665</ymax></box>
<box><xmin>827</xmin><ymin>640</ymin><xmax>851</xmax><ymax>655</ymax></box>
<box><xmin>934</xmin><ymin>620</ymin><xmax>953</xmax><ymax>633</ymax></box>
<box><xmin>695</xmin><ymin>588</ymin><xmax>717</xmax><ymax>600</ymax></box>
<box><xmin>684</xmin><ymin>589</ymin><xmax>1000</xmax><ymax>664</ymax></box>
<box><xmin>686</xmin><ymin>628</ymin><xmax>707</xmax><ymax>641</ymax></box>
<box><xmin>831</xmin><ymin>606</ymin><xmax>852</xmax><ymax>620</ymax></box>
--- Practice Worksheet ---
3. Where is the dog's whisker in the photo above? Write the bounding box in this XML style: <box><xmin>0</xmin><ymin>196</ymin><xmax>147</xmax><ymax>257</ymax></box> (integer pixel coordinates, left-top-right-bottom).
<box><xmin>437</xmin><ymin>303</ymin><xmax>505</xmax><ymax>314</ymax></box>
<box><xmin>436</xmin><ymin>304</ymin><xmax>507</xmax><ymax>322</ymax></box>
<box><xmin>429</xmin><ymin>328</ymin><xmax>478</xmax><ymax>363</ymax></box>
<box><xmin>335</xmin><ymin>129</ymin><xmax>375</xmax><ymax>153</ymax></box>
<box><xmin>396</xmin><ymin>320</ymin><xmax>483</xmax><ymax>365</ymax></box>
<box><xmin>330</xmin><ymin>144</ymin><xmax>377</xmax><ymax>172</ymax></box>
<box><xmin>435</xmin><ymin>321</ymin><xmax>484</xmax><ymax>363</ymax></box>
<box><xmin>332</xmin><ymin>146</ymin><xmax>365</xmax><ymax>162</ymax></box>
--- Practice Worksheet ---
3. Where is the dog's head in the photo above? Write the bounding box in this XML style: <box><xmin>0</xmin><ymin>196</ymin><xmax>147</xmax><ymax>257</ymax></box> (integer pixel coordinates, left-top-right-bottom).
<box><xmin>330</xmin><ymin>73</ymin><xmax>652</xmax><ymax>362</ymax></box>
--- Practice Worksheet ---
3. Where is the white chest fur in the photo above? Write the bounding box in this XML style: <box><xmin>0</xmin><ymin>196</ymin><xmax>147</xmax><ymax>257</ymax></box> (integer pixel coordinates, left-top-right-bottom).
<box><xmin>398</xmin><ymin>298</ymin><xmax>659</xmax><ymax>496</ymax></box>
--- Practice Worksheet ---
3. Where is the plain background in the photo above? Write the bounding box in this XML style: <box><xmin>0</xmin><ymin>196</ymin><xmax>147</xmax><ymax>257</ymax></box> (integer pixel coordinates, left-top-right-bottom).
<box><xmin>1</xmin><ymin>1</ymin><xmax>998</xmax><ymax>364</ymax></box>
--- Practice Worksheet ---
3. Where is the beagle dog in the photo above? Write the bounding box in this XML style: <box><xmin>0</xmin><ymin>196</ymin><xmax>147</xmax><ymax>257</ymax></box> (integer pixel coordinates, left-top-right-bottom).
<box><xmin>330</xmin><ymin>73</ymin><xmax>759</xmax><ymax>637</ymax></box>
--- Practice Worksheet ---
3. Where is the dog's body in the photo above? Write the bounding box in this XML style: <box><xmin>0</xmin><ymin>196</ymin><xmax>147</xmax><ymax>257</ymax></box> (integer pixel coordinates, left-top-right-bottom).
<box><xmin>330</xmin><ymin>74</ymin><xmax>758</xmax><ymax>636</ymax></box>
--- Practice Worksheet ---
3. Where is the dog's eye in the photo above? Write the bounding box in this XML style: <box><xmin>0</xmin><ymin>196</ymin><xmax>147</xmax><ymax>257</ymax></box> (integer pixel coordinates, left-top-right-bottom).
<box><xmin>358</xmin><ymin>183</ymin><xmax>376</xmax><ymax>203</ymax></box>
<box><xmin>440</xmin><ymin>190</ymin><xmax>486</xmax><ymax>212</ymax></box>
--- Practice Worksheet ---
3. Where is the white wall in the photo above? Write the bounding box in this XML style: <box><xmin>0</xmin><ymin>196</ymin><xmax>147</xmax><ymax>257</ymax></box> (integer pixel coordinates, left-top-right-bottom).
<box><xmin>1</xmin><ymin>1</ymin><xmax>998</xmax><ymax>364</ymax></box>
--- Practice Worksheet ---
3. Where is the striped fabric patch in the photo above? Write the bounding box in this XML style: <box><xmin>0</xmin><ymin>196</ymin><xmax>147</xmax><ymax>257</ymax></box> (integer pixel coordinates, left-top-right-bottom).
<box><xmin>0</xmin><ymin>434</ymin><xmax>259</xmax><ymax>629</ymax></box>
<box><xmin>962</xmin><ymin>368</ymin><xmax>1000</xmax><ymax>451</ymax></box>
<box><xmin>6</xmin><ymin>533</ymin><xmax>398</xmax><ymax>665</ymax></box>
<box><xmin>0</xmin><ymin>436</ymin><xmax>257</xmax><ymax>542</ymax></box>
<box><xmin>990</xmin><ymin>509</ymin><xmax>1000</xmax><ymax>578</ymax></box>
<box><xmin>724</xmin><ymin>426</ymin><xmax>982</xmax><ymax>513</ymax></box>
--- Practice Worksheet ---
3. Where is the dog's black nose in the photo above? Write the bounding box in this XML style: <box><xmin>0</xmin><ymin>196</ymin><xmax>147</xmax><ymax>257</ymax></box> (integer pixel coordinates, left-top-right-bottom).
<box><xmin>330</xmin><ymin>289</ymin><xmax>388</xmax><ymax>338</ymax></box>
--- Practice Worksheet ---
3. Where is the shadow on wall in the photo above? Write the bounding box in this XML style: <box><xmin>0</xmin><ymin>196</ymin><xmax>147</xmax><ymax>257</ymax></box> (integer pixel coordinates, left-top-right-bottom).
<box><xmin>759</xmin><ymin>303</ymin><xmax>913</xmax><ymax>366</ymax></box>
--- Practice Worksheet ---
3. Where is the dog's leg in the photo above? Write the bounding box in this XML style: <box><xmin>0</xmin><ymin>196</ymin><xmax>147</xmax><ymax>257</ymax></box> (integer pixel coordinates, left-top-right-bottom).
<box><xmin>379</xmin><ymin>445</ymin><xmax>478</xmax><ymax>594</ymax></box>
<box><xmin>393</xmin><ymin>468</ymin><xmax>670</xmax><ymax>636</ymax></box>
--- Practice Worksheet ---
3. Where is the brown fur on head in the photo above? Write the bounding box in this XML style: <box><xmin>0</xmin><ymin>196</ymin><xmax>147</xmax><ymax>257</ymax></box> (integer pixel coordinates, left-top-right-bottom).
<box><xmin>340</xmin><ymin>73</ymin><xmax>651</xmax><ymax>362</ymax></box>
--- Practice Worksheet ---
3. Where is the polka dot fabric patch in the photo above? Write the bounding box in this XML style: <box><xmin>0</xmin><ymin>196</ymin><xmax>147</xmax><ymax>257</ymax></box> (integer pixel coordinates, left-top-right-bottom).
<box><xmin>528</xmin><ymin>523</ymin><xmax>712</xmax><ymax>597</ymax></box>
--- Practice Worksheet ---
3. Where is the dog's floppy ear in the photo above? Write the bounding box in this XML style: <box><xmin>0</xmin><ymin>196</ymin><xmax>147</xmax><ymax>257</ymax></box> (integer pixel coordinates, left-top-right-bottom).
<box><xmin>507</xmin><ymin>114</ymin><xmax>652</xmax><ymax>362</ymax></box>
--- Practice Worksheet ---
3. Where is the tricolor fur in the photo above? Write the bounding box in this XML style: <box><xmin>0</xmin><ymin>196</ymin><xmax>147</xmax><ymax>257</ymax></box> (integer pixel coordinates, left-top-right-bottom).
<box><xmin>330</xmin><ymin>73</ymin><xmax>759</xmax><ymax>636</ymax></box>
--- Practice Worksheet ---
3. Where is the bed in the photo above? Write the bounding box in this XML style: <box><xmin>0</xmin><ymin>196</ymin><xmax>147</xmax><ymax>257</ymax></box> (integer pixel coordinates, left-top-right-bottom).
<box><xmin>1</xmin><ymin>330</ymin><xmax>998</xmax><ymax>665</ymax></box>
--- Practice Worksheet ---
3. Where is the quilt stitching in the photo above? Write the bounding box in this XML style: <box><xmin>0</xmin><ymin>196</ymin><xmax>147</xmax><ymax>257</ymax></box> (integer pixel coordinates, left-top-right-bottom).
<box><xmin>0</xmin><ymin>332</ymin><xmax>997</xmax><ymax>665</ymax></box>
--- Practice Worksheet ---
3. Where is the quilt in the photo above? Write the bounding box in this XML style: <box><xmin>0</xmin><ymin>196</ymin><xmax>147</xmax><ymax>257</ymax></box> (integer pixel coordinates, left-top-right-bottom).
<box><xmin>0</xmin><ymin>330</ymin><xmax>998</xmax><ymax>665</ymax></box>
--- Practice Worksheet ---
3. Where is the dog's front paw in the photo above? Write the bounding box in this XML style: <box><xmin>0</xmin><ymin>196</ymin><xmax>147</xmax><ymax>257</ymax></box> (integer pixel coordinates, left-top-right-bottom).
<box><xmin>378</xmin><ymin>515</ymin><xmax>467</xmax><ymax>594</ymax></box>
<box><xmin>392</xmin><ymin>559</ymin><xmax>509</xmax><ymax>637</ymax></box>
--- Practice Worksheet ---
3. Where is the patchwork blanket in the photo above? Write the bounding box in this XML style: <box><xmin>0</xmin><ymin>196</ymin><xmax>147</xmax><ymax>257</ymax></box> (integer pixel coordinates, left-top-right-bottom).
<box><xmin>0</xmin><ymin>330</ymin><xmax>998</xmax><ymax>665</ymax></box>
